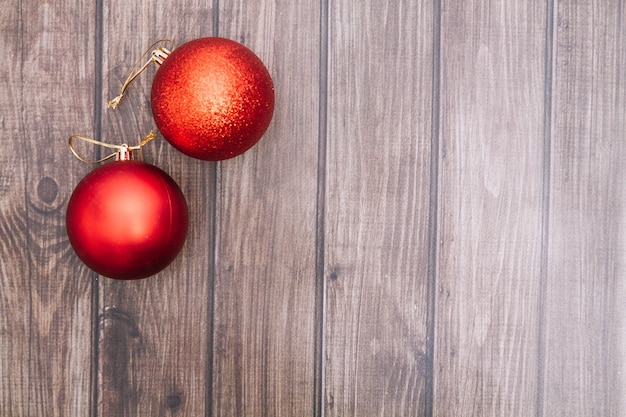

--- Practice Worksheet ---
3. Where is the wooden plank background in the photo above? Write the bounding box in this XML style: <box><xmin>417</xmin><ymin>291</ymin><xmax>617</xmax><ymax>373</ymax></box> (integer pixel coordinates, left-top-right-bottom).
<box><xmin>0</xmin><ymin>0</ymin><xmax>624</xmax><ymax>415</ymax></box>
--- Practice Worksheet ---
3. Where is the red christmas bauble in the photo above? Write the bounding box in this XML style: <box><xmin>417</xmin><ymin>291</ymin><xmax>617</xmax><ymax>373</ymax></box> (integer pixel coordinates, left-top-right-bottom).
<box><xmin>151</xmin><ymin>37</ymin><xmax>275</xmax><ymax>161</ymax></box>
<box><xmin>66</xmin><ymin>159</ymin><xmax>189</xmax><ymax>280</ymax></box>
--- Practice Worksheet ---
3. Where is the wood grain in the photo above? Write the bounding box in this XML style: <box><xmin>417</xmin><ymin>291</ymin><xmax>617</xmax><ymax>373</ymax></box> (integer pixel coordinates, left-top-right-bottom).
<box><xmin>97</xmin><ymin>1</ymin><xmax>215</xmax><ymax>415</ymax></box>
<box><xmin>542</xmin><ymin>1</ymin><xmax>626</xmax><ymax>415</ymax></box>
<box><xmin>0</xmin><ymin>3</ymin><xmax>33</xmax><ymax>415</ymax></box>
<box><xmin>324</xmin><ymin>1</ymin><xmax>434</xmax><ymax>415</ymax></box>
<box><xmin>0</xmin><ymin>0</ymin><xmax>97</xmax><ymax>415</ymax></box>
<box><xmin>211</xmin><ymin>0</ymin><xmax>320</xmax><ymax>415</ymax></box>
<box><xmin>1</xmin><ymin>1</ymin><xmax>626</xmax><ymax>416</ymax></box>
<box><xmin>434</xmin><ymin>1</ymin><xmax>547</xmax><ymax>415</ymax></box>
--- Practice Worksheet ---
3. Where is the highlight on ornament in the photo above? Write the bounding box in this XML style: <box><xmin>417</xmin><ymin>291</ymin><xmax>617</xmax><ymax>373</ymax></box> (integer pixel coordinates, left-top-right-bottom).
<box><xmin>66</xmin><ymin>132</ymin><xmax>189</xmax><ymax>280</ymax></box>
<box><xmin>109</xmin><ymin>37</ymin><xmax>275</xmax><ymax>161</ymax></box>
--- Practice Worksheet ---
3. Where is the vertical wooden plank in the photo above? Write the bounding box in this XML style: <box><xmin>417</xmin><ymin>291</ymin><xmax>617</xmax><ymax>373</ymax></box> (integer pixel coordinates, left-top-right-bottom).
<box><xmin>0</xmin><ymin>0</ymin><xmax>96</xmax><ymax>415</ymax></box>
<box><xmin>543</xmin><ymin>0</ymin><xmax>626</xmax><ymax>415</ymax></box>
<box><xmin>24</xmin><ymin>2</ymin><xmax>96</xmax><ymax>415</ymax></box>
<box><xmin>98</xmin><ymin>1</ymin><xmax>214</xmax><ymax>415</ymax></box>
<box><xmin>434</xmin><ymin>1</ymin><xmax>546</xmax><ymax>415</ymax></box>
<box><xmin>0</xmin><ymin>3</ymin><xmax>31</xmax><ymax>415</ymax></box>
<box><xmin>212</xmin><ymin>1</ymin><xmax>320</xmax><ymax>415</ymax></box>
<box><xmin>324</xmin><ymin>1</ymin><xmax>433</xmax><ymax>415</ymax></box>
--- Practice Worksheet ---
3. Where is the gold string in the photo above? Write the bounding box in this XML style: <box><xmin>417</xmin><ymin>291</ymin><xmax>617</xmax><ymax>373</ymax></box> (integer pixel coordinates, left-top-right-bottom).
<box><xmin>68</xmin><ymin>131</ymin><xmax>157</xmax><ymax>164</ymax></box>
<box><xmin>107</xmin><ymin>39</ymin><xmax>175</xmax><ymax>109</ymax></box>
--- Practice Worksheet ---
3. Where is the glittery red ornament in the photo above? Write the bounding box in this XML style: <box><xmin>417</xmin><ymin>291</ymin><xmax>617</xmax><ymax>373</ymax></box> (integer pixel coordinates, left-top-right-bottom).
<box><xmin>66</xmin><ymin>156</ymin><xmax>188</xmax><ymax>280</ymax></box>
<box><xmin>150</xmin><ymin>37</ymin><xmax>275</xmax><ymax>161</ymax></box>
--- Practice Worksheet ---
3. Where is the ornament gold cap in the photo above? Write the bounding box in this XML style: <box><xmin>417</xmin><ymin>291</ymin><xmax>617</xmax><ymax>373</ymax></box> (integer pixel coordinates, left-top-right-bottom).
<box><xmin>116</xmin><ymin>145</ymin><xmax>133</xmax><ymax>161</ymax></box>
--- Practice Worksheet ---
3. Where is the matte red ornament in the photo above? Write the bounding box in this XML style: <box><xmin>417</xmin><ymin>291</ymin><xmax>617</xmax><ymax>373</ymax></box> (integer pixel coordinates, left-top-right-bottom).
<box><xmin>66</xmin><ymin>156</ymin><xmax>189</xmax><ymax>280</ymax></box>
<box><xmin>151</xmin><ymin>37</ymin><xmax>275</xmax><ymax>161</ymax></box>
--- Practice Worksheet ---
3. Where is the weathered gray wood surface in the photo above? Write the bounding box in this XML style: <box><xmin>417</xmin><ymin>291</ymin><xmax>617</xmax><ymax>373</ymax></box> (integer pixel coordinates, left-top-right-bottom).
<box><xmin>543</xmin><ymin>1</ymin><xmax>626</xmax><ymax>415</ymax></box>
<box><xmin>98</xmin><ymin>2</ymin><xmax>214</xmax><ymax>415</ymax></box>
<box><xmin>0</xmin><ymin>0</ymin><xmax>624</xmax><ymax>416</ymax></box>
<box><xmin>435</xmin><ymin>1</ymin><xmax>547</xmax><ymax>415</ymax></box>
<box><xmin>324</xmin><ymin>0</ymin><xmax>434</xmax><ymax>415</ymax></box>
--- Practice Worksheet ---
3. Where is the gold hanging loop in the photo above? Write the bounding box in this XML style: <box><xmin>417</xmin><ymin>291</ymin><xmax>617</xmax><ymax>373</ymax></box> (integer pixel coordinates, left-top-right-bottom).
<box><xmin>107</xmin><ymin>39</ymin><xmax>175</xmax><ymax>109</ymax></box>
<box><xmin>68</xmin><ymin>131</ymin><xmax>157</xmax><ymax>164</ymax></box>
